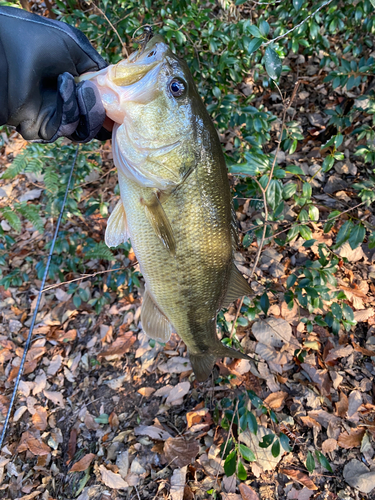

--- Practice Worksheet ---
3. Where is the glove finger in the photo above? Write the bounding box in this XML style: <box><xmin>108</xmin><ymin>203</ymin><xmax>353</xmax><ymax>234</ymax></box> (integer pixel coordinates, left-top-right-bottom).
<box><xmin>68</xmin><ymin>80</ymin><xmax>106</xmax><ymax>143</ymax></box>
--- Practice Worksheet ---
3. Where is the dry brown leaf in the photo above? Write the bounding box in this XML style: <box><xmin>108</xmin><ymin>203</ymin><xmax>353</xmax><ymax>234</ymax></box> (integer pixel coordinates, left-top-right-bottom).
<box><xmin>264</xmin><ymin>391</ymin><xmax>288</xmax><ymax>411</ymax></box>
<box><xmin>164</xmin><ymin>437</ymin><xmax>199</xmax><ymax>467</ymax></box>
<box><xmin>67</xmin><ymin>428</ymin><xmax>78</xmax><ymax>462</ymax></box>
<box><xmin>280</xmin><ymin>468</ymin><xmax>318</xmax><ymax>490</ymax></box>
<box><xmin>69</xmin><ymin>453</ymin><xmax>96</xmax><ymax>472</ymax></box>
<box><xmin>338</xmin><ymin>428</ymin><xmax>365</xmax><ymax>449</ymax></box>
<box><xmin>348</xmin><ymin>390</ymin><xmax>363</xmax><ymax>417</ymax></box>
<box><xmin>43</xmin><ymin>390</ymin><xmax>65</xmax><ymax>408</ymax></box>
<box><xmin>26</xmin><ymin>346</ymin><xmax>46</xmax><ymax>362</ymax></box>
<box><xmin>0</xmin><ymin>395</ymin><xmax>9</xmax><ymax>416</ymax></box>
<box><xmin>48</xmin><ymin>329</ymin><xmax>77</xmax><ymax>343</ymax></box>
<box><xmin>31</xmin><ymin>406</ymin><xmax>47</xmax><ymax>431</ymax></box>
<box><xmin>27</xmin><ymin>437</ymin><xmax>51</xmax><ymax>456</ymax></box>
<box><xmin>353</xmin><ymin>308</ymin><xmax>374</xmax><ymax>323</ymax></box>
<box><xmin>239</xmin><ymin>483</ymin><xmax>260</xmax><ymax>500</ymax></box>
<box><xmin>186</xmin><ymin>409</ymin><xmax>208</xmax><ymax>428</ymax></box>
<box><xmin>335</xmin><ymin>391</ymin><xmax>349</xmax><ymax>417</ymax></box>
<box><xmin>325</xmin><ymin>345</ymin><xmax>353</xmax><ymax>363</ymax></box>
<box><xmin>322</xmin><ymin>438</ymin><xmax>337</xmax><ymax>453</ymax></box>
<box><xmin>32</xmin><ymin>372</ymin><xmax>47</xmax><ymax>395</ymax></box>
<box><xmin>137</xmin><ymin>387</ymin><xmax>155</xmax><ymax>397</ymax></box>
<box><xmin>170</xmin><ymin>466</ymin><xmax>187</xmax><ymax>500</ymax></box>
<box><xmin>135</xmin><ymin>425</ymin><xmax>172</xmax><ymax>441</ymax></box>
<box><xmin>47</xmin><ymin>354</ymin><xmax>62</xmax><ymax>376</ymax></box>
<box><xmin>300</xmin><ymin>416</ymin><xmax>321</xmax><ymax>429</ymax></box>
<box><xmin>99</xmin><ymin>464</ymin><xmax>129</xmax><ymax>489</ymax></box>
<box><xmin>166</xmin><ymin>382</ymin><xmax>190</xmax><ymax>405</ymax></box>
<box><xmin>98</xmin><ymin>331</ymin><xmax>136</xmax><ymax>360</ymax></box>
<box><xmin>352</xmin><ymin>342</ymin><xmax>375</xmax><ymax>356</ymax></box>
<box><xmin>17</xmin><ymin>492</ymin><xmax>40</xmax><ymax>500</ymax></box>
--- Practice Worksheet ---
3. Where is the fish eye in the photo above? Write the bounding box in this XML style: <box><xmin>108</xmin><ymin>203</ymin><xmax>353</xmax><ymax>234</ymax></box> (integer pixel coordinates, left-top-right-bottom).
<box><xmin>169</xmin><ymin>78</ymin><xmax>186</xmax><ymax>97</ymax></box>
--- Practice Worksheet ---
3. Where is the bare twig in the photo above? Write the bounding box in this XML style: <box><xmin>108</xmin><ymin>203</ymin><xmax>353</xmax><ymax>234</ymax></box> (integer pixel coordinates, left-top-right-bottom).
<box><xmin>42</xmin><ymin>262</ymin><xmax>138</xmax><ymax>292</ymax></box>
<box><xmin>263</xmin><ymin>0</ymin><xmax>334</xmax><ymax>46</ymax></box>
<box><xmin>88</xmin><ymin>1</ymin><xmax>129</xmax><ymax>57</ymax></box>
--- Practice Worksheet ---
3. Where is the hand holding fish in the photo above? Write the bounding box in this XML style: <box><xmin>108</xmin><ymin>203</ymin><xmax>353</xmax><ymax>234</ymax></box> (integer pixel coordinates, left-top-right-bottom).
<box><xmin>0</xmin><ymin>6</ymin><xmax>112</xmax><ymax>143</ymax></box>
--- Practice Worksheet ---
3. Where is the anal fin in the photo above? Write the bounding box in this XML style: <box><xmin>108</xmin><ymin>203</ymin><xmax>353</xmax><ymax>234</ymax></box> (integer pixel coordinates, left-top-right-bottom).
<box><xmin>105</xmin><ymin>199</ymin><xmax>129</xmax><ymax>248</ymax></box>
<box><xmin>141</xmin><ymin>289</ymin><xmax>173</xmax><ymax>343</ymax></box>
<box><xmin>222</xmin><ymin>264</ymin><xmax>252</xmax><ymax>308</ymax></box>
<box><xmin>142</xmin><ymin>191</ymin><xmax>176</xmax><ymax>255</ymax></box>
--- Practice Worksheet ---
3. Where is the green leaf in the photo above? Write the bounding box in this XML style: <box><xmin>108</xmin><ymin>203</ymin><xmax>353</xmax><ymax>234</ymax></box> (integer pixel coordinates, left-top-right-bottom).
<box><xmin>264</xmin><ymin>47</ymin><xmax>282</xmax><ymax>81</ymax></box>
<box><xmin>94</xmin><ymin>413</ymin><xmax>109</xmax><ymax>424</ymax></box>
<box><xmin>287</xmin><ymin>274</ymin><xmax>298</xmax><ymax>288</ymax></box>
<box><xmin>283</xmin><ymin>183</ymin><xmax>297</xmax><ymax>199</ymax></box>
<box><xmin>303</xmin><ymin>239</ymin><xmax>316</xmax><ymax>248</ymax></box>
<box><xmin>370</xmin><ymin>231</ymin><xmax>375</xmax><ymax>250</ymax></box>
<box><xmin>271</xmin><ymin>439</ymin><xmax>280</xmax><ymax>458</ymax></box>
<box><xmin>224</xmin><ymin>450</ymin><xmax>237</xmax><ymax>476</ymax></box>
<box><xmin>266</xmin><ymin>180</ymin><xmax>282</xmax><ymax>210</ymax></box>
<box><xmin>260</xmin><ymin>292</ymin><xmax>269</xmax><ymax>315</ymax></box>
<box><xmin>306</xmin><ymin>451</ymin><xmax>315</xmax><ymax>473</ymax></box>
<box><xmin>239</xmin><ymin>444</ymin><xmax>256</xmax><ymax>462</ymax></box>
<box><xmin>247</xmin><ymin>412</ymin><xmax>258</xmax><ymax>435</ymax></box>
<box><xmin>259</xmin><ymin>20</ymin><xmax>270</xmax><ymax>37</ymax></box>
<box><xmin>302</xmin><ymin>182</ymin><xmax>312</xmax><ymax>199</ymax></box>
<box><xmin>348</xmin><ymin>224</ymin><xmax>366</xmax><ymax>250</ymax></box>
<box><xmin>247</xmin><ymin>37</ymin><xmax>263</xmax><ymax>55</ymax></box>
<box><xmin>0</xmin><ymin>207</ymin><xmax>21</xmax><ymax>232</ymax></box>
<box><xmin>258</xmin><ymin>434</ymin><xmax>274</xmax><ymax>448</ymax></box>
<box><xmin>285</xmin><ymin>165</ymin><xmax>305</xmax><ymax>176</ymax></box>
<box><xmin>279</xmin><ymin>433</ymin><xmax>292</xmax><ymax>452</ymax></box>
<box><xmin>237</xmin><ymin>460</ymin><xmax>247</xmax><ymax>480</ymax></box>
<box><xmin>248</xmin><ymin>25</ymin><xmax>262</xmax><ymax>38</ymax></box>
<box><xmin>315</xmin><ymin>450</ymin><xmax>332</xmax><ymax>472</ymax></box>
<box><xmin>331</xmin><ymin>302</ymin><xmax>342</xmax><ymax>321</ymax></box>
<box><xmin>293</xmin><ymin>0</ymin><xmax>304</xmax><ymax>11</ymax></box>
<box><xmin>299</xmin><ymin>225</ymin><xmax>313</xmax><ymax>240</ymax></box>
<box><xmin>334</xmin><ymin>220</ymin><xmax>354</xmax><ymax>248</ymax></box>
<box><xmin>342</xmin><ymin>303</ymin><xmax>355</xmax><ymax>322</ymax></box>
<box><xmin>309</xmin><ymin>205</ymin><xmax>319</xmax><ymax>222</ymax></box>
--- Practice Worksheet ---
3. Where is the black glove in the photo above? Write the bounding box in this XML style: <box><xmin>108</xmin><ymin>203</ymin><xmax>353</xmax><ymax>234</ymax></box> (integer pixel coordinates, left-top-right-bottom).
<box><xmin>0</xmin><ymin>6</ymin><xmax>109</xmax><ymax>142</ymax></box>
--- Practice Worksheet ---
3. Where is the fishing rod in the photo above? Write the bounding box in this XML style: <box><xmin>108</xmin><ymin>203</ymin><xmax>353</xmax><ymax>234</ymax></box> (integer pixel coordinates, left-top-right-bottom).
<box><xmin>0</xmin><ymin>144</ymin><xmax>79</xmax><ymax>450</ymax></box>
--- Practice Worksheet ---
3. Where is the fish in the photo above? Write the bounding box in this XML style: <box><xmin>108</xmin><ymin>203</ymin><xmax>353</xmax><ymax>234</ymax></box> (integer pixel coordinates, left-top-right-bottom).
<box><xmin>79</xmin><ymin>34</ymin><xmax>257</xmax><ymax>381</ymax></box>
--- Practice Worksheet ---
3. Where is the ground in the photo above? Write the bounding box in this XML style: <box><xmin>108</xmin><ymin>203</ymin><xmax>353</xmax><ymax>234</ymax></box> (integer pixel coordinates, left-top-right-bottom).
<box><xmin>0</xmin><ymin>4</ymin><xmax>375</xmax><ymax>500</ymax></box>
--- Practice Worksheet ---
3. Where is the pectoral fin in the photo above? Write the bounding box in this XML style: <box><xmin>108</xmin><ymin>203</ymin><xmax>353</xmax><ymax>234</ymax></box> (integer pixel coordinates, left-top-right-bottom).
<box><xmin>141</xmin><ymin>290</ymin><xmax>173</xmax><ymax>343</ymax></box>
<box><xmin>222</xmin><ymin>264</ymin><xmax>252</xmax><ymax>308</ymax></box>
<box><xmin>142</xmin><ymin>192</ymin><xmax>176</xmax><ymax>255</ymax></box>
<box><xmin>105</xmin><ymin>199</ymin><xmax>129</xmax><ymax>248</ymax></box>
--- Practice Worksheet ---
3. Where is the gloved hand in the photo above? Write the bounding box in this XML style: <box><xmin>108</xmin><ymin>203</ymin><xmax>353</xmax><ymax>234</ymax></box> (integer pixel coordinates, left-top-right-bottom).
<box><xmin>0</xmin><ymin>6</ymin><xmax>111</xmax><ymax>143</ymax></box>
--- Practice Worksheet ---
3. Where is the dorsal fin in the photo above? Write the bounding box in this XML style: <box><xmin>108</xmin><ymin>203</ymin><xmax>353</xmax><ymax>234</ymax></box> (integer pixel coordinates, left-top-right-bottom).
<box><xmin>222</xmin><ymin>264</ymin><xmax>252</xmax><ymax>308</ymax></box>
<box><xmin>141</xmin><ymin>289</ymin><xmax>173</xmax><ymax>343</ymax></box>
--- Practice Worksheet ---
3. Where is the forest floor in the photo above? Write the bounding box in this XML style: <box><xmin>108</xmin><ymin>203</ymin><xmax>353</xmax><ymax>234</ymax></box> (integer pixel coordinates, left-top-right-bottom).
<box><xmin>1</xmin><ymin>14</ymin><xmax>375</xmax><ymax>500</ymax></box>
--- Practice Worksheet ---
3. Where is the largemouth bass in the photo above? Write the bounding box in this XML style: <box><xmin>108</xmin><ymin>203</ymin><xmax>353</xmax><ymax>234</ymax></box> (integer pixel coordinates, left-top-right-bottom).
<box><xmin>80</xmin><ymin>35</ymin><xmax>256</xmax><ymax>381</ymax></box>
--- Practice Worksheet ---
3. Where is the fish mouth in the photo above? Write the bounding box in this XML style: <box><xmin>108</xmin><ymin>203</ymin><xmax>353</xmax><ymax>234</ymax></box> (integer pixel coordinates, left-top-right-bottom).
<box><xmin>111</xmin><ymin>35</ymin><xmax>169</xmax><ymax>86</ymax></box>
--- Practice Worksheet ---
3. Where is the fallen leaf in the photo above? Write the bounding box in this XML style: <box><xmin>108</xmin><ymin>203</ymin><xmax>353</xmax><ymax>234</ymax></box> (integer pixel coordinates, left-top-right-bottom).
<box><xmin>352</xmin><ymin>342</ymin><xmax>375</xmax><ymax>356</ymax></box>
<box><xmin>239</xmin><ymin>483</ymin><xmax>260</xmax><ymax>500</ymax></box>
<box><xmin>116</xmin><ymin>450</ymin><xmax>129</xmax><ymax>480</ymax></box>
<box><xmin>99</xmin><ymin>464</ymin><xmax>129</xmax><ymax>489</ymax></box>
<box><xmin>222</xmin><ymin>475</ymin><xmax>237</xmax><ymax>493</ymax></box>
<box><xmin>154</xmin><ymin>385</ymin><xmax>174</xmax><ymax>397</ymax></box>
<box><xmin>343</xmin><ymin>459</ymin><xmax>375</xmax><ymax>494</ymax></box>
<box><xmin>164</xmin><ymin>437</ymin><xmax>199</xmax><ymax>467</ymax></box>
<box><xmin>32</xmin><ymin>372</ymin><xmax>47</xmax><ymax>395</ymax></box>
<box><xmin>353</xmin><ymin>308</ymin><xmax>374</xmax><ymax>322</ymax></box>
<box><xmin>67</xmin><ymin>428</ymin><xmax>77</xmax><ymax>462</ymax></box>
<box><xmin>0</xmin><ymin>395</ymin><xmax>9</xmax><ymax>416</ymax></box>
<box><xmin>322</xmin><ymin>438</ymin><xmax>337</xmax><ymax>453</ymax></box>
<box><xmin>134</xmin><ymin>425</ymin><xmax>172</xmax><ymax>441</ymax></box>
<box><xmin>166</xmin><ymin>382</ymin><xmax>190</xmax><ymax>405</ymax></box>
<box><xmin>252</xmin><ymin>317</ymin><xmax>292</xmax><ymax>348</ymax></box>
<box><xmin>280</xmin><ymin>468</ymin><xmax>318</xmax><ymax>490</ymax></box>
<box><xmin>27</xmin><ymin>437</ymin><xmax>51</xmax><ymax>456</ymax></box>
<box><xmin>338</xmin><ymin>428</ymin><xmax>365</xmax><ymax>449</ymax></box>
<box><xmin>300</xmin><ymin>416</ymin><xmax>321</xmax><ymax>430</ymax></box>
<box><xmin>239</xmin><ymin>427</ymin><xmax>282</xmax><ymax>471</ymax></box>
<box><xmin>335</xmin><ymin>391</ymin><xmax>349</xmax><ymax>417</ymax></box>
<box><xmin>43</xmin><ymin>390</ymin><xmax>65</xmax><ymax>408</ymax></box>
<box><xmin>69</xmin><ymin>453</ymin><xmax>96</xmax><ymax>472</ymax></box>
<box><xmin>47</xmin><ymin>354</ymin><xmax>62</xmax><ymax>376</ymax></box>
<box><xmin>31</xmin><ymin>406</ymin><xmax>47</xmax><ymax>431</ymax></box>
<box><xmin>264</xmin><ymin>391</ymin><xmax>288</xmax><ymax>411</ymax></box>
<box><xmin>324</xmin><ymin>345</ymin><xmax>353</xmax><ymax>363</ymax></box>
<box><xmin>138</xmin><ymin>387</ymin><xmax>156</xmax><ymax>397</ymax></box>
<box><xmin>158</xmin><ymin>356</ymin><xmax>192</xmax><ymax>374</ymax></box>
<box><xmin>13</xmin><ymin>406</ymin><xmax>28</xmax><ymax>422</ymax></box>
<box><xmin>98</xmin><ymin>331</ymin><xmax>136</xmax><ymax>360</ymax></box>
<box><xmin>348</xmin><ymin>390</ymin><xmax>362</xmax><ymax>417</ymax></box>
<box><xmin>170</xmin><ymin>466</ymin><xmax>187</xmax><ymax>500</ymax></box>
<box><xmin>48</xmin><ymin>329</ymin><xmax>77</xmax><ymax>343</ymax></box>
<box><xmin>186</xmin><ymin>409</ymin><xmax>208</xmax><ymax>429</ymax></box>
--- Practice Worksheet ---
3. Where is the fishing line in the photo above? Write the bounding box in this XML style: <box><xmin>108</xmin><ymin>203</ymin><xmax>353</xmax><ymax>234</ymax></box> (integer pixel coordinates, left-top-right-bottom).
<box><xmin>0</xmin><ymin>144</ymin><xmax>80</xmax><ymax>450</ymax></box>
